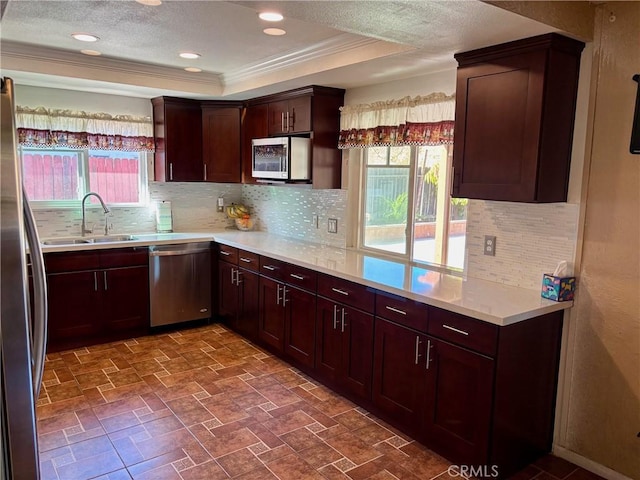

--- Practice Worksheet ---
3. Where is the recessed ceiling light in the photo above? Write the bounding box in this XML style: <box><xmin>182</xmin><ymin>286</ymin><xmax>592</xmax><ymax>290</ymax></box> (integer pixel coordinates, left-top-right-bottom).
<box><xmin>80</xmin><ymin>49</ymin><xmax>102</xmax><ymax>56</ymax></box>
<box><xmin>71</xmin><ymin>33</ymin><xmax>99</xmax><ymax>42</ymax></box>
<box><xmin>135</xmin><ymin>0</ymin><xmax>162</xmax><ymax>5</ymax></box>
<box><xmin>259</xmin><ymin>12</ymin><xmax>283</xmax><ymax>22</ymax></box>
<box><xmin>184</xmin><ymin>67</ymin><xmax>202</xmax><ymax>73</ymax></box>
<box><xmin>263</xmin><ymin>28</ymin><xmax>286</xmax><ymax>36</ymax></box>
<box><xmin>179</xmin><ymin>52</ymin><xmax>201</xmax><ymax>59</ymax></box>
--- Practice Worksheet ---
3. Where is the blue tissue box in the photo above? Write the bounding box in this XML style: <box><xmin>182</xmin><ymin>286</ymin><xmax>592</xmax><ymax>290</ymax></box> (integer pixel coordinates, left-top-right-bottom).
<box><xmin>541</xmin><ymin>274</ymin><xmax>575</xmax><ymax>302</ymax></box>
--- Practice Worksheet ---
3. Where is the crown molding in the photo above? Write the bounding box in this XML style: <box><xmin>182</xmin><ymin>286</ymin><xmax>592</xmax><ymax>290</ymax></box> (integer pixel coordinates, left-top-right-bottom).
<box><xmin>223</xmin><ymin>33</ymin><xmax>414</xmax><ymax>95</ymax></box>
<box><xmin>1</xmin><ymin>41</ymin><xmax>224</xmax><ymax>95</ymax></box>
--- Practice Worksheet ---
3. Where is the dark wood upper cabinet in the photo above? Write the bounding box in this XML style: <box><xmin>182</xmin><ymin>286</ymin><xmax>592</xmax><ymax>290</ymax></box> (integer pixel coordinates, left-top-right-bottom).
<box><xmin>268</xmin><ymin>96</ymin><xmax>312</xmax><ymax>135</ymax></box>
<box><xmin>246</xmin><ymin>86</ymin><xmax>345</xmax><ymax>189</ymax></box>
<box><xmin>452</xmin><ymin>33</ymin><xmax>585</xmax><ymax>202</ymax></box>
<box><xmin>152</xmin><ymin>96</ymin><xmax>203</xmax><ymax>182</ymax></box>
<box><xmin>202</xmin><ymin>103</ymin><xmax>242</xmax><ymax>183</ymax></box>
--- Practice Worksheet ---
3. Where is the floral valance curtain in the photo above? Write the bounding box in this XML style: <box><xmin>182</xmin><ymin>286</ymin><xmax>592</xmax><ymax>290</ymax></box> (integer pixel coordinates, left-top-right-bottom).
<box><xmin>338</xmin><ymin>92</ymin><xmax>455</xmax><ymax>149</ymax></box>
<box><xmin>16</xmin><ymin>107</ymin><xmax>155</xmax><ymax>152</ymax></box>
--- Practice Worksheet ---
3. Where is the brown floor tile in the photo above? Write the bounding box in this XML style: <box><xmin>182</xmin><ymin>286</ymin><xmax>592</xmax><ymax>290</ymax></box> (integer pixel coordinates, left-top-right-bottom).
<box><xmin>37</xmin><ymin>324</ymin><xmax>587</xmax><ymax>480</ymax></box>
<box><xmin>534</xmin><ymin>455</ymin><xmax>579</xmax><ymax>479</ymax></box>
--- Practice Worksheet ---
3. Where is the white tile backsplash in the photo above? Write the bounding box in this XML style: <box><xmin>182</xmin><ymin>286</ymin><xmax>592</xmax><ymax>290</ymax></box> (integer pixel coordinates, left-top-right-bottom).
<box><xmin>465</xmin><ymin>200</ymin><xmax>579</xmax><ymax>289</ymax></box>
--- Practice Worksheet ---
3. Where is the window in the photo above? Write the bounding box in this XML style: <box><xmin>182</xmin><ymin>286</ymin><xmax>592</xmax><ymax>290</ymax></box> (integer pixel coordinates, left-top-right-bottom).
<box><xmin>21</xmin><ymin>148</ymin><xmax>147</xmax><ymax>206</ymax></box>
<box><xmin>360</xmin><ymin>145</ymin><xmax>467</xmax><ymax>270</ymax></box>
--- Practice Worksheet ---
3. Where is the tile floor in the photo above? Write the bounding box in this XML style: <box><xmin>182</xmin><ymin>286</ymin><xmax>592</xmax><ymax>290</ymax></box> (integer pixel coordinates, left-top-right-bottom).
<box><xmin>37</xmin><ymin>323</ymin><xmax>602</xmax><ymax>480</ymax></box>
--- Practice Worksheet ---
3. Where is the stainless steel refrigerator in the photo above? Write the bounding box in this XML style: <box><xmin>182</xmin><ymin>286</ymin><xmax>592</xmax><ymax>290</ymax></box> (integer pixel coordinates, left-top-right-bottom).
<box><xmin>1</xmin><ymin>77</ymin><xmax>48</xmax><ymax>479</ymax></box>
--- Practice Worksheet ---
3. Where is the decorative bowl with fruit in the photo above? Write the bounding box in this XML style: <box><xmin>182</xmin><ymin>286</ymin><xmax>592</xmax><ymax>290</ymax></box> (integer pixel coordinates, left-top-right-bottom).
<box><xmin>225</xmin><ymin>203</ymin><xmax>254</xmax><ymax>231</ymax></box>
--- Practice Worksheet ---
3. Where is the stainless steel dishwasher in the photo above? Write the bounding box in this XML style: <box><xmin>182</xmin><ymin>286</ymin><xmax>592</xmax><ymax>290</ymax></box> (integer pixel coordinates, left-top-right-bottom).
<box><xmin>149</xmin><ymin>242</ymin><xmax>211</xmax><ymax>327</ymax></box>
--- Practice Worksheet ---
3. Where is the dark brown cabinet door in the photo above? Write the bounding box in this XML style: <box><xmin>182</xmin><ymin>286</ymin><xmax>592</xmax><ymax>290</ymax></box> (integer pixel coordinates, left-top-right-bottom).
<box><xmin>241</xmin><ymin>104</ymin><xmax>268</xmax><ymax>184</ymax></box>
<box><xmin>425</xmin><ymin>339</ymin><xmax>494</xmax><ymax>465</ymax></box>
<box><xmin>47</xmin><ymin>271</ymin><xmax>101</xmax><ymax>351</ymax></box>
<box><xmin>237</xmin><ymin>267</ymin><xmax>259</xmax><ymax>342</ymax></box>
<box><xmin>152</xmin><ymin>97</ymin><xmax>202</xmax><ymax>182</ymax></box>
<box><xmin>284</xmin><ymin>285</ymin><xmax>316</xmax><ymax>368</ymax></box>
<box><xmin>258</xmin><ymin>276</ymin><xmax>285</xmax><ymax>351</ymax></box>
<box><xmin>452</xmin><ymin>33</ymin><xmax>584</xmax><ymax>202</ymax></box>
<box><xmin>202</xmin><ymin>106</ymin><xmax>241</xmax><ymax>183</ymax></box>
<box><xmin>372</xmin><ymin>318</ymin><xmax>429</xmax><ymax>436</ymax></box>
<box><xmin>217</xmin><ymin>261</ymin><xmax>239</xmax><ymax>328</ymax></box>
<box><xmin>267</xmin><ymin>100</ymin><xmax>289</xmax><ymax>136</ymax></box>
<box><xmin>315</xmin><ymin>297</ymin><xmax>343</xmax><ymax>384</ymax></box>
<box><xmin>101</xmin><ymin>266</ymin><xmax>149</xmax><ymax>338</ymax></box>
<box><xmin>288</xmin><ymin>96</ymin><xmax>311</xmax><ymax>133</ymax></box>
<box><xmin>340</xmin><ymin>305</ymin><xmax>374</xmax><ymax>400</ymax></box>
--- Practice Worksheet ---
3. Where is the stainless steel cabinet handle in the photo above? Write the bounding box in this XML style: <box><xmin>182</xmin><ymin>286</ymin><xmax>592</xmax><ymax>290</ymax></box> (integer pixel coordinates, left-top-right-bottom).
<box><xmin>331</xmin><ymin>287</ymin><xmax>349</xmax><ymax>296</ymax></box>
<box><xmin>220</xmin><ymin>250</ymin><xmax>231</xmax><ymax>256</ymax></box>
<box><xmin>276</xmin><ymin>284</ymin><xmax>282</xmax><ymax>305</ymax></box>
<box><xmin>442</xmin><ymin>324</ymin><xmax>469</xmax><ymax>336</ymax></box>
<box><xmin>281</xmin><ymin>112</ymin><xmax>285</xmax><ymax>132</ymax></box>
<box><xmin>204</xmin><ymin>163</ymin><xmax>207</xmax><ymax>181</ymax></box>
<box><xmin>231</xmin><ymin>267</ymin><xmax>236</xmax><ymax>285</ymax></box>
<box><xmin>282</xmin><ymin>287</ymin><xmax>288</xmax><ymax>306</ymax></box>
<box><xmin>103</xmin><ymin>271</ymin><xmax>108</xmax><ymax>291</ymax></box>
<box><xmin>425</xmin><ymin>340</ymin><xmax>433</xmax><ymax>370</ymax></box>
<box><xmin>341</xmin><ymin>308</ymin><xmax>347</xmax><ymax>333</ymax></box>
<box><xmin>239</xmin><ymin>257</ymin><xmax>252</xmax><ymax>263</ymax></box>
<box><xmin>385</xmin><ymin>305</ymin><xmax>407</xmax><ymax>315</ymax></box>
<box><xmin>414</xmin><ymin>336</ymin><xmax>422</xmax><ymax>365</ymax></box>
<box><xmin>333</xmin><ymin>304</ymin><xmax>339</xmax><ymax>330</ymax></box>
<box><xmin>286</xmin><ymin>111</ymin><xmax>290</xmax><ymax>131</ymax></box>
<box><xmin>236</xmin><ymin>270</ymin><xmax>243</xmax><ymax>284</ymax></box>
<box><xmin>289</xmin><ymin>273</ymin><xmax>304</xmax><ymax>280</ymax></box>
<box><xmin>94</xmin><ymin>271</ymin><xmax>98</xmax><ymax>291</ymax></box>
<box><xmin>263</xmin><ymin>265</ymin><xmax>277</xmax><ymax>271</ymax></box>
<box><xmin>169</xmin><ymin>163</ymin><xmax>173</xmax><ymax>181</ymax></box>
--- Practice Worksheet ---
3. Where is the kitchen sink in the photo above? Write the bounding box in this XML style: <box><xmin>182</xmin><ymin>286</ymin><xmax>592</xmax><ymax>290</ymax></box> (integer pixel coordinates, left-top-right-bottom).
<box><xmin>42</xmin><ymin>235</ymin><xmax>137</xmax><ymax>245</ymax></box>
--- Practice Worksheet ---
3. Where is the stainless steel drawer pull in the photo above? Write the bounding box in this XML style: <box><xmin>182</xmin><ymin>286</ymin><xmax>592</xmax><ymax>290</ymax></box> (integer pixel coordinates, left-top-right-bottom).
<box><xmin>220</xmin><ymin>251</ymin><xmax>231</xmax><ymax>256</ymax></box>
<box><xmin>94</xmin><ymin>271</ymin><xmax>98</xmax><ymax>291</ymax></box>
<box><xmin>231</xmin><ymin>268</ymin><xmax>236</xmax><ymax>285</ymax></box>
<box><xmin>425</xmin><ymin>339</ymin><xmax>433</xmax><ymax>369</ymax></box>
<box><xmin>282</xmin><ymin>287</ymin><xmax>288</xmax><ymax>306</ymax></box>
<box><xmin>414</xmin><ymin>336</ymin><xmax>422</xmax><ymax>365</ymax></box>
<box><xmin>341</xmin><ymin>309</ymin><xmax>347</xmax><ymax>333</ymax></box>
<box><xmin>169</xmin><ymin>163</ymin><xmax>173</xmax><ymax>181</ymax></box>
<box><xmin>333</xmin><ymin>304</ymin><xmax>339</xmax><ymax>330</ymax></box>
<box><xmin>276</xmin><ymin>284</ymin><xmax>282</xmax><ymax>305</ymax></box>
<box><xmin>442</xmin><ymin>324</ymin><xmax>469</xmax><ymax>336</ymax></box>
<box><xmin>236</xmin><ymin>270</ymin><xmax>243</xmax><ymax>284</ymax></box>
<box><xmin>103</xmin><ymin>271</ymin><xmax>108</xmax><ymax>290</ymax></box>
<box><xmin>290</xmin><ymin>273</ymin><xmax>304</xmax><ymax>280</ymax></box>
<box><xmin>331</xmin><ymin>287</ymin><xmax>349</xmax><ymax>296</ymax></box>
<box><xmin>239</xmin><ymin>257</ymin><xmax>252</xmax><ymax>263</ymax></box>
<box><xmin>385</xmin><ymin>305</ymin><xmax>407</xmax><ymax>315</ymax></box>
<box><xmin>263</xmin><ymin>265</ymin><xmax>277</xmax><ymax>271</ymax></box>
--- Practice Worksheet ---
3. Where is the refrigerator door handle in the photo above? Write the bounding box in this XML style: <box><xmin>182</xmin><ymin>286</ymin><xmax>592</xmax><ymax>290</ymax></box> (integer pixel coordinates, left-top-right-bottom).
<box><xmin>23</xmin><ymin>189</ymin><xmax>48</xmax><ymax>399</ymax></box>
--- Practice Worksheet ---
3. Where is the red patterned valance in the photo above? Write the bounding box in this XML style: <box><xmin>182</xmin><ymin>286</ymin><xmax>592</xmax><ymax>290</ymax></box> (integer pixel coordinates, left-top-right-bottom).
<box><xmin>338</xmin><ymin>120</ymin><xmax>454</xmax><ymax>149</ymax></box>
<box><xmin>16</xmin><ymin>107</ymin><xmax>154</xmax><ymax>152</ymax></box>
<box><xmin>338</xmin><ymin>93</ymin><xmax>455</xmax><ymax>149</ymax></box>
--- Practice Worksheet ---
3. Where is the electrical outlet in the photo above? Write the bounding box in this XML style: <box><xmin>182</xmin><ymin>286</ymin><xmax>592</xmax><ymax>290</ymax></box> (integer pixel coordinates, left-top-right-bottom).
<box><xmin>328</xmin><ymin>218</ymin><xmax>338</xmax><ymax>233</ymax></box>
<box><xmin>484</xmin><ymin>235</ymin><xmax>496</xmax><ymax>256</ymax></box>
<box><xmin>312</xmin><ymin>214</ymin><xmax>319</xmax><ymax>229</ymax></box>
<box><xmin>216</xmin><ymin>197</ymin><xmax>224</xmax><ymax>212</ymax></box>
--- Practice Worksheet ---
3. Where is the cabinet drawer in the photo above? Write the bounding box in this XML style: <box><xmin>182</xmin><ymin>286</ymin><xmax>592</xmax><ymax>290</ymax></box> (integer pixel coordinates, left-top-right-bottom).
<box><xmin>285</xmin><ymin>264</ymin><xmax>317</xmax><ymax>292</ymax></box>
<box><xmin>428</xmin><ymin>307</ymin><xmax>498</xmax><ymax>357</ymax></box>
<box><xmin>260</xmin><ymin>256</ymin><xmax>286</xmax><ymax>281</ymax></box>
<box><xmin>99</xmin><ymin>247</ymin><xmax>149</xmax><ymax>269</ymax></box>
<box><xmin>218</xmin><ymin>244</ymin><xmax>238</xmax><ymax>264</ymax></box>
<box><xmin>317</xmin><ymin>273</ymin><xmax>375</xmax><ymax>313</ymax></box>
<box><xmin>45</xmin><ymin>251</ymin><xmax>100</xmax><ymax>273</ymax></box>
<box><xmin>237</xmin><ymin>250</ymin><xmax>259</xmax><ymax>272</ymax></box>
<box><xmin>375</xmin><ymin>291</ymin><xmax>429</xmax><ymax>333</ymax></box>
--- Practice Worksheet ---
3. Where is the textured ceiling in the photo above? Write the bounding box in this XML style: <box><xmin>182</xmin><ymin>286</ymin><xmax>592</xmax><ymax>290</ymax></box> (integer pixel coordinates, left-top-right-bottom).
<box><xmin>0</xmin><ymin>0</ymin><xmax>558</xmax><ymax>99</ymax></box>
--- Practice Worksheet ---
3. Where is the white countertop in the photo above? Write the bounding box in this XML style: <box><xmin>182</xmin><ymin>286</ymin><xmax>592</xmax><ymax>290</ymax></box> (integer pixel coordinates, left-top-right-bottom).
<box><xmin>40</xmin><ymin>230</ymin><xmax>571</xmax><ymax>326</ymax></box>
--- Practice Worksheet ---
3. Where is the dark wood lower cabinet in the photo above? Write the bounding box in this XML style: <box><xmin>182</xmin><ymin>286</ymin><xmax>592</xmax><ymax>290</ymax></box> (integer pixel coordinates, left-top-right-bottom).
<box><xmin>236</xmin><ymin>268</ymin><xmax>260</xmax><ymax>341</ymax></box>
<box><xmin>372</xmin><ymin>318</ymin><xmax>429</xmax><ymax>437</ymax></box>
<box><xmin>258</xmin><ymin>276</ymin><xmax>285</xmax><ymax>350</ymax></box>
<box><xmin>45</xmin><ymin>248</ymin><xmax>150</xmax><ymax>353</ymax></box>
<box><xmin>316</xmin><ymin>297</ymin><xmax>374</xmax><ymax>401</ymax></box>
<box><xmin>425</xmin><ymin>339</ymin><xmax>495</xmax><ymax>466</ymax></box>
<box><xmin>283</xmin><ymin>285</ymin><xmax>316</xmax><ymax>368</ymax></box>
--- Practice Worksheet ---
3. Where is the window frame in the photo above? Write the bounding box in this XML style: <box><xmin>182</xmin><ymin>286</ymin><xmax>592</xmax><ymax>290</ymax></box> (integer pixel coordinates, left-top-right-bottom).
<box><xmin>356</xmin><ymin>144</ymin><xmax>463</xmax><ymax>273</ymax></box>
<box><xmin>20</xmin><ymin>146</ymin><xmax>150</xmax><ymax>209</ymax></box>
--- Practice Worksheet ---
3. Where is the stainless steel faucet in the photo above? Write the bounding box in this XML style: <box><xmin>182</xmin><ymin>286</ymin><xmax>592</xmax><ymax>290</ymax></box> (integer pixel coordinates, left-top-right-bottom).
<box><xmin>81</xmin><ymin>192</ymin><xmax>110</xmax><ymax>236</ymax></box>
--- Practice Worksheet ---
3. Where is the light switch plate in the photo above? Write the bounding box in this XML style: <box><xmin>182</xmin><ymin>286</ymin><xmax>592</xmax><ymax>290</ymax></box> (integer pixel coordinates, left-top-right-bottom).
<box><xmin>328</xmin><ymin>218</ymin><xmax>338</xmax><ymax>234</ymax></box>
<box><xmin>484</xmin><ymin>235</ymin><xmax>496</xmax><ymax>256</ymax></box>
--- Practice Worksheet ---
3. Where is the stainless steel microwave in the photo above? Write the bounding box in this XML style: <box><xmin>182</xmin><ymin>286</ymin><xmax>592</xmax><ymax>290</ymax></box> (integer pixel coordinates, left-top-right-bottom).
<box><xmin>251</xmin><ymin>137</ymin><xmax>310</xmax><ymax>181</ymax></box>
